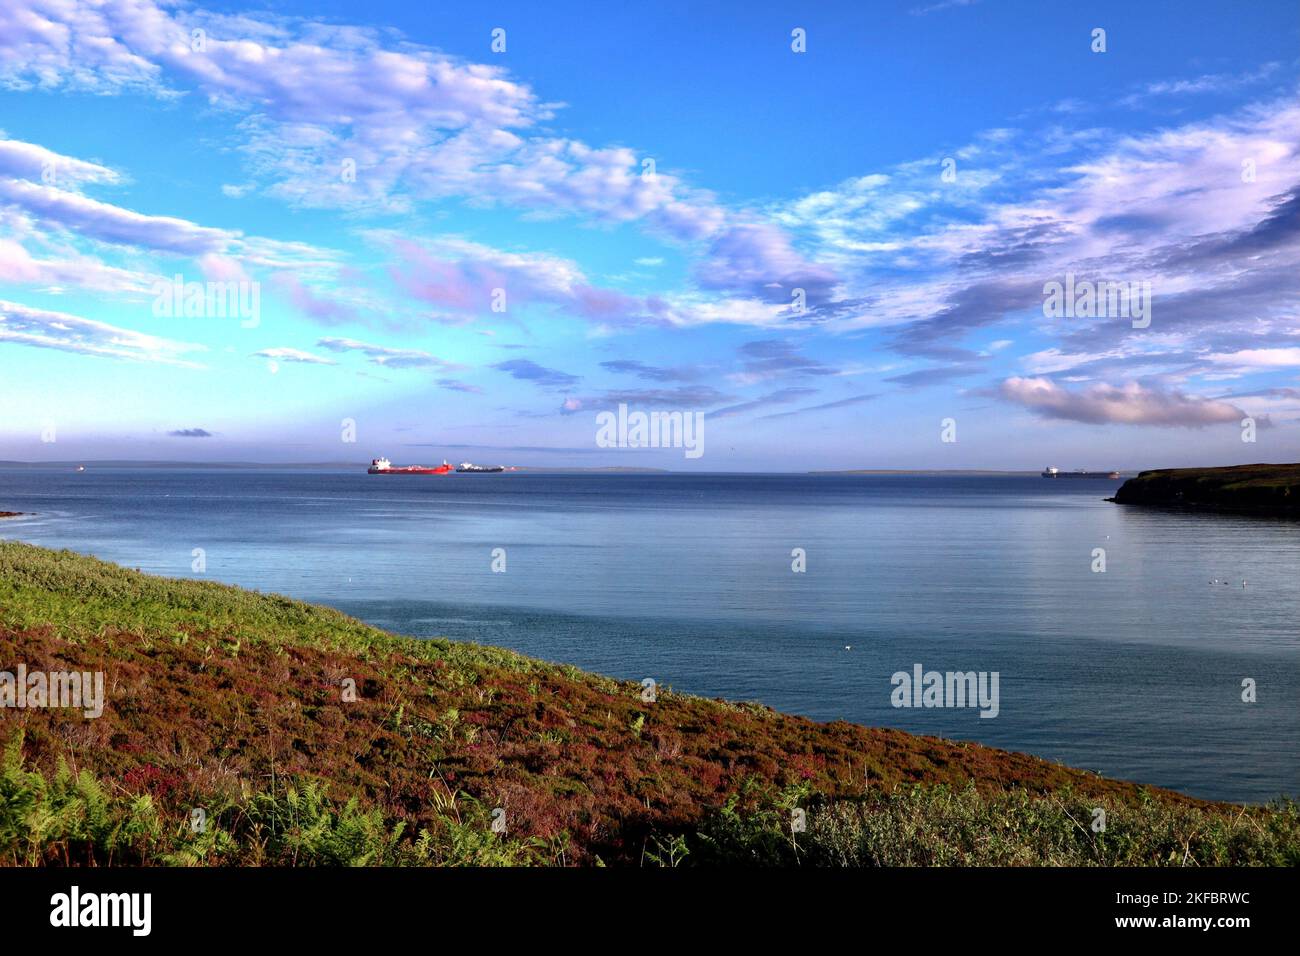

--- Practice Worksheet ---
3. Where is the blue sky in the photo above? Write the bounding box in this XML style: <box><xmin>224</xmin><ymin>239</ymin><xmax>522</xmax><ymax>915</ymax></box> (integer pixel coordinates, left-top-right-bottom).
<box><xmin>1</xmin><ymin>0</ymin><xmax>1298</xmax><ymax>469</ymax></box>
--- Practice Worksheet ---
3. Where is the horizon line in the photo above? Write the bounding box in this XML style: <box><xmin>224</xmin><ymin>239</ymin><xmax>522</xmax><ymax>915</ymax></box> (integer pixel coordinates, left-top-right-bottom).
<box><xmin>0</xmin><ymin>459</ymin><xmax>1150</xmax><ymax>475</ymax></box>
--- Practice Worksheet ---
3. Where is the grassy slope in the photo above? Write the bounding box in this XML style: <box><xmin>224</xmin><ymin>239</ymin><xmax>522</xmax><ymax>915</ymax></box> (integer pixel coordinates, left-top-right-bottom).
<box><xmin>1112</xmin><ymin>463</ymin><xmax>1300</xmax><ymax>515</ymax></box>
<box><xmin>0</xmin><ymin>541</ymin><xmax>1295</xmax><ymax>866</ymax></box>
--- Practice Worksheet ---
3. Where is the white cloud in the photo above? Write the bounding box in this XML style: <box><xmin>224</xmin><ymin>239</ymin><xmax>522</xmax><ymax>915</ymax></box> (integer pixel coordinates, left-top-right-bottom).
<box><xmin>0</xmin><ymin>1</ymin><xmax>728</xmax><ymax>237</ymax></box>
<box><xmin>1206</xmin><ymin>347</ymin><xmax>1300</xmax><ymax>369</ymax></box>
<box><xmin>0</xmin><ymin>299</ymin><xmax>203</xmax><ymax>365</ymax></box>
<box><xmin>316</xmin><ymin>336</ymin><xmax>463</xmax><ymax>369</ymax></box>
<box><xmin>252</xmin><ymin>347</ymin><xmax>335</xmax><ymax>365</ymax></box>
<box><xmin>0</xmin><ymin>177</ymin><xmax>233</xmax><ymax>255</ymax></box>
<box><xmin>0</xmin><ymin>135</ymin><xmax>120</xmax><ymax>185</ymax></box>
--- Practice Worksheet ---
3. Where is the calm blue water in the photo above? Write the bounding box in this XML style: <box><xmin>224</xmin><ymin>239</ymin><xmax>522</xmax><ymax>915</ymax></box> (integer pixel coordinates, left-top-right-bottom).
<box><xmin>1</xmin><ymin>466</ymin><xmax>1296</xmax><ymax>803</ymax></box>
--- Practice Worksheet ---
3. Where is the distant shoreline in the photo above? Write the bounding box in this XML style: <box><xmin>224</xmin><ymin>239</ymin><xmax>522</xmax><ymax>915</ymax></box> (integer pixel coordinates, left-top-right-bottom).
<box><xmin>0</xmin><ymin>460</ymin><xmax>1134</xmax><ymax>476</ymax></box>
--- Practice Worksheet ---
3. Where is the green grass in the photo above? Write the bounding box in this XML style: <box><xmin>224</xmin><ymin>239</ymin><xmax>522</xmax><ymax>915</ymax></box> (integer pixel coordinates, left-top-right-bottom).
<box><xmin>1113</xmin><ymin>463</ymin><xmax>1300</xmax><ymax>514</ymax></box>
<box><xmin>687</xmin><ymin>782</ymin><xmax>1300</xmax><ymax>867</ymax></box>
<box><xmin>1</xmin><ymin>540</ymin><xmax>1296</xmax><ymax>867</ymax></box>
<box><xmin>0</xmin><ymin>540</ymin><xmax>545</xmax><ymax>674</ymax></box>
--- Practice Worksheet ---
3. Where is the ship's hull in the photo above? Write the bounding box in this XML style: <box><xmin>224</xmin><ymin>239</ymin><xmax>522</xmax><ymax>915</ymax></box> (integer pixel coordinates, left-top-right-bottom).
<box><xmin>368</xmin><ymin>466</ymin><xmax>453</xmax><ymax>475</ymax></box>
<box><xmin>456</xmin><ymin>466</ymin><xmax>505</xmax><ymax>473</ymax></box>
<box><xmin>1042</xmin><ymin>471</ymin><xmax>1121</xmax><ymax>479</ymax></box>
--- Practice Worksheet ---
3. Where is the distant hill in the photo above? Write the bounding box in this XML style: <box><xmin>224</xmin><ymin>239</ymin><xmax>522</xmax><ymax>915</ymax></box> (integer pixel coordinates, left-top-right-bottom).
<box><xmin>1</xmin><ymin>541</ymin><xmax>1295</xmax><ymax>866</ymax></box>
<box><xmin>809</xmin><ymin>469</ymin><xmax>1045</xmax><ymax>475</ymax></box>
<box><xmin>1112</xmin><ymin>463</ymin><xmax>1300</xmax><ymax>517</ymax></box>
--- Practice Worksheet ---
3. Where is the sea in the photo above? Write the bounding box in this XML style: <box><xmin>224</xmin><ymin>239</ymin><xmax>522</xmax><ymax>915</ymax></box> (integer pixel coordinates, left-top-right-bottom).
<box><xmin>1</xmin><ymin>466</ymin><xmax>1296</xmax><ymax>804</ymax></box>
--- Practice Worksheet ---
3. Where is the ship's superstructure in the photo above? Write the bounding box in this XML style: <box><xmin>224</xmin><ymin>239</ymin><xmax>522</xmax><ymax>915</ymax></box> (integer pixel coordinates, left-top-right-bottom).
<box><xmin>368</xmin><ymin>457</ymin><xmax>453</xmax><ymax>475</ymax></box>
<box><xmin>1041</xmin><ymin>466</ymin><xmax>1121</xmax><ymax>479</ymax></box>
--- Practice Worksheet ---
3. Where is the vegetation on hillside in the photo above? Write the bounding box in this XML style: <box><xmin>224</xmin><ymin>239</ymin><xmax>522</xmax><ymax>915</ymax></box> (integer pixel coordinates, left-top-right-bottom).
<box><xmin>1</xmin><ymin>541</ymin><xmax>1296</xmax><ymax>866</ymax></box>
<box><xmin>1112</xmin><ymin>463</ymin><xmax>1300</xmax><ymax>516</ymax></box>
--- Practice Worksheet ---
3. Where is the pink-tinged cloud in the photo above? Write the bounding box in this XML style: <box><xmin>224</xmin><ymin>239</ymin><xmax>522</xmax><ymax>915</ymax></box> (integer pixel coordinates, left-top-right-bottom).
<box><xmin>1000</xmin><ymin>376</ymin><xmax>1248</xmax><ymax>427</ymax></box>
<box><xmin>388</xmin><ymin>236</ymin><xmax>654</xmax><ymax>326</ymax></box>
<box><xmin>272</xmin><ymin>274</ymin><xmax>356</xmax><ymax>325</ymax></box>
<box><xmin>199</xmin><ymin>253</ymin><xmax>248</xmax><ymax>283</ymax></box>
<box><xmin>0</xmin><ymin>235</ymin><xmax>157</xmax><ymax>293</ymax></box>
<box><xmin>0</xmin><ymin>238</ymin><xmax>39</xmax><ymax>282</ymax></box>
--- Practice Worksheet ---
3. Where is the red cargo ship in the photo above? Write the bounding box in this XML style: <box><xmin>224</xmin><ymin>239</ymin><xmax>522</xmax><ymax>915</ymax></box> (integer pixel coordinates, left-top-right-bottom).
<box><xmin>367</xmin><ymin>457</ymin><xmax>453</xmax><ymax>475</ymax></box>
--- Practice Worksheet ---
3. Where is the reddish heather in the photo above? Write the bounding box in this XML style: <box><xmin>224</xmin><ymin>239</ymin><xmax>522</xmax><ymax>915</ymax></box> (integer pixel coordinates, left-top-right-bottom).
<box><xmin>1</xmin><ymin>619</ymin><xmax>1206</xmax><ymax>863</ymax></box>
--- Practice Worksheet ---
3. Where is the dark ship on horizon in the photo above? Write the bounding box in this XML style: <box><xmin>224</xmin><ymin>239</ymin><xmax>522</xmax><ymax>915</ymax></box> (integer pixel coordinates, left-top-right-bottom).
<box><xmin>1041</xmin><ymin>466</ymin><xmax>1122</xmax><ymax>479</ymax></box>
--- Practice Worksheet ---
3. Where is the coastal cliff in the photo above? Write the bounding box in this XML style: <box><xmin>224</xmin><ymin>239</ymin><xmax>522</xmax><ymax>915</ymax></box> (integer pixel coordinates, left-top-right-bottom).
<box><xmin>1111</xmin><ymin>463</ymin><xmax>1300</xmax><ymax>516</ymax></box>
<box><xmin>0</xmin><ymin>541</ymin><xmax>1295</xmax><ymax>866</ymax></box>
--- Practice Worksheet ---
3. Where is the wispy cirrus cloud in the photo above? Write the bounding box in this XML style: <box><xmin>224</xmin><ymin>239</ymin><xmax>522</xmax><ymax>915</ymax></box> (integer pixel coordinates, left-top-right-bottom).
<box><xmin>886</xmin><ymin>363</ymin><xmax>987</xmax><ymax>388</ymax></box>
<box><xmin>437</xmin><ymin>378</ymin><xmax>483</xmax><ymax>394</ymax></box>
<box><xmin>731</xmin><ymin>339</ymin><xmax>839</xmax><ymax>384</ymax></box>
<box><xmin>0</xmin><ymin>0</ymin><xmax>726</xmax><ymax>239</ymax></box>
<box><xmin>600</xmin><ymin>359</ymin><xmax>701</xmax><ymax>382</ymax></box>
<box><xmin>0</xmin><ymin>4</ymin><xmax>848</xmax><ymax>358</ymax></box>
<box><xmin>385</xmin><ymin>233</ymin><xmax>786</xmax><ymax>331</ymax></box>
<box><xmin>0</xmin><ymin>136</ymin><xmax>355</xmax><ymax>313</ymax></box>
<box><xmin>910</xmin><ymin>0</ymin><xmax>980</xmax><ymax>15</ymax></box>
<box><xmin>0</xmin><ymin>136</ymin><xmax>120</xmax><ymax>185</ymax></box>
<box><xmin>597</xmin><ymin>386</ymin><xmax>731</xmax><ymax>409</ymax></box>
<box><xmin>491</xmin><ymin>358</ymin><xmax>580</xmax><ymax>389</ymax></box>
<box><xmin>0</xmin><ymin>0</ymin><xmax>846</xmax><ymax>348</ymax></box>
<box><xmin>712</xmin><ymin>387</ymin><xmax>820</xmax><ymax>419</ymax></box>
<box><xmin>1120</xmin><ymin>62</ymin><xmax>1282</xmax><ymax>108</ymax></box>
<box><xmin>0</xmin><ymin>136</ymin><xmax>233</xmax><ymax>254</ymax></box>
<box><xmin>0</xmin><ymin>232</ymin><xmax>158</xmax><ymax>294</ymax></box>
<box><xmin>0</xmin><ymin>176</ymin><xmax>233</xmax><ymax>255</ymax></box>
<box><xmin>389</xmin><ymin>236</ymin><xmax>585</xmax><ymax>317</ymax></box>
<box><xmin>694</xmin><ymin>222</ymin><xmax>840</xmax><ymax>307</ymax></box>
<box><xmin>317</xmin><ymin>336</ymin><xmax>464</xmax><ymax>370</ymax></box>
<box><xmin>1</xmin><ymin>0</ymin><xmax>1297</xmax><ymax>466</ymax></box>
<box><xmin>734</xmin><ymin>89</ymin><xmax>1300</xmax><ymax>441</ymax></box>
<box><xmin>252</xmin><ymin>347</ymin><xmax>336</xmax><ymax>366</ymax></box>
<box><xmin>559</xmin><ymin>385</ymin><xmax>732</xmax><ymax>416</ymax></box>
<box><xmin>759</xmin><ymin>393</ymin><xmax>879</xmax><ymax>420</ymax></box>
<box><xmin>0</xmin><ymin>299</ymin><xmax>202</xmax><ymax>366</ymax></box>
